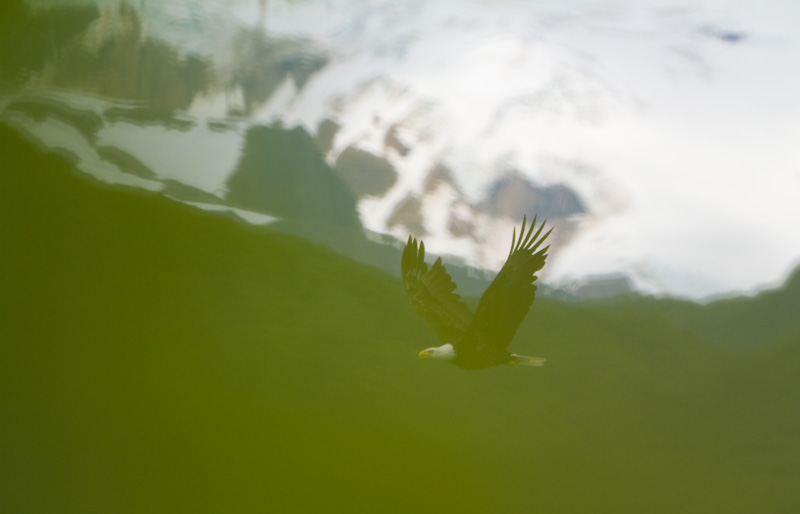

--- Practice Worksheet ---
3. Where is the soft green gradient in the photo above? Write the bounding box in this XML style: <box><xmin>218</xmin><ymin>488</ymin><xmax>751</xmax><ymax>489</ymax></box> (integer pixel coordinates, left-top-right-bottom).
<box><xmin>2</xmin><ymin>124</ymin><xmax>799</xmax><ymax>513</ymax></box>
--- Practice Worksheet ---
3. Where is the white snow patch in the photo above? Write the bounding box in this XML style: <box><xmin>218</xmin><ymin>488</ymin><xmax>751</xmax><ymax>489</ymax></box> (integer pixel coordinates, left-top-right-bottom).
<box><xmin>179</xmin><ymin>200</ymin><xmax>278</xmax><ymax>225</ymax></box>
<box><xmin>96</xmin><ymin>121</ymin><xmax>244</xmax><ymax>195</ymax></box>
<box><xmin>1</xmin><ymin>111</ymin><xmax>163</xmax><ymax>191</ymax></box>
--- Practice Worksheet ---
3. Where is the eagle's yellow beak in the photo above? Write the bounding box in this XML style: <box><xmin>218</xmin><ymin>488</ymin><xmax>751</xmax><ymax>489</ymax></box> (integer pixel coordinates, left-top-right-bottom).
<box><xmin>419</xmin><ymin>349</ymin><xmax>434</xmax><ymax>359</ymax></box>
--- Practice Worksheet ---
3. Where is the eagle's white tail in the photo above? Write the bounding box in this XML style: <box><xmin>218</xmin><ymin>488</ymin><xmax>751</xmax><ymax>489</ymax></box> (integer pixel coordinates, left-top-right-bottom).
<box><xmin>508</xmin><ymin>354</ymin><xmax>546</xmax><ymax>366</ymax></box>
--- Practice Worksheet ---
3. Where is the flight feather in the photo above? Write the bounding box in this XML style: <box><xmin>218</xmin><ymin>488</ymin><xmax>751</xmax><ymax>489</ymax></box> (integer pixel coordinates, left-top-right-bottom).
<box><xmin>461</xmin><ymin>215</ymin><xmax>552</xmax><ymax>351</ymax></box>
<box><xmin>401</xmin><ymin>235</ymin><xmax>473</xmax><ymax>344</ymax></box>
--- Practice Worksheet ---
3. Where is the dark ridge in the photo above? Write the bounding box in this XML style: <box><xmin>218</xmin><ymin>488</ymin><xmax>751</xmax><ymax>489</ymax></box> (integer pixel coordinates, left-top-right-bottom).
<box><xmin>656</xmin><ymin>265</ymin><xmax>800</xmax><ymax>350</ymax></box>
<box><xmin>226</xmin><ymin>124</ymin><xmax>362</xmax><ymax>229</ymax></box>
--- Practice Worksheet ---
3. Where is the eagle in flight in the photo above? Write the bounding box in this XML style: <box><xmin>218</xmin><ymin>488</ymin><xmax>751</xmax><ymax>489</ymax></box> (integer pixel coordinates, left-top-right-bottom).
<box><xmin>401</xmin><ymin>216</ymin><xmax>552</xmax><ymax>370</ymax></box>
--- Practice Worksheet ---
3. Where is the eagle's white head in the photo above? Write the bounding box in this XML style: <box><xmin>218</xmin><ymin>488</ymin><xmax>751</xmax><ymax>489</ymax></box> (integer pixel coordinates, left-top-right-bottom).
<box><xmin>418</xmin><ymin>343</ymin><xmax>456</xmax><ymax>361</ymax></box>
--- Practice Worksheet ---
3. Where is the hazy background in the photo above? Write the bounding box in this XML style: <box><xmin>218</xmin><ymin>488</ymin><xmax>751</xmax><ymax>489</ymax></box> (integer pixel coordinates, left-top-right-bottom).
<box><xmin>1</xmin><ymin>1</ymin><xmax>799</xmax><ymax>513</ymax></box>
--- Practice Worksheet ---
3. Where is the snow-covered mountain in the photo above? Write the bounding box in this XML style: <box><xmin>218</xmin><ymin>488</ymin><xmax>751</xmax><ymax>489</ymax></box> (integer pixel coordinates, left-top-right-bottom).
<box><xmin>4</xmin><ymin>0</ymin><xmax>800</xmax><ymax>299</ymax></box>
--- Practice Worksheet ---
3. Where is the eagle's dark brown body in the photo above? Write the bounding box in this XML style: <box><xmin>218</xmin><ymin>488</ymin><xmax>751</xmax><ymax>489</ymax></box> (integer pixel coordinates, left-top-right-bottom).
<box><xmin>401</xmin><ymin>216</ymin><xmax>552</xmax><ymax>370</ymax></box>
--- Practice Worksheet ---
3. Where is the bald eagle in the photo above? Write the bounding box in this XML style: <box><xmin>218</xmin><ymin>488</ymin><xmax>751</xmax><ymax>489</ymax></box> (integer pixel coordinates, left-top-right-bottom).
<box><xmin>401</xmin><ymin>216</ymin><xmax>552</xmax><ymax>370</ymax></box>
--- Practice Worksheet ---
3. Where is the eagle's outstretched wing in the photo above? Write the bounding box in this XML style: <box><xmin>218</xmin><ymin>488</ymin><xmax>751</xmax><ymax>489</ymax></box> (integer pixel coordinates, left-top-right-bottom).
<box><xmin>461</xmin><ymin>215</ymin><xmax>552</xmax><ymax>350</ymax></box>
<box><xmin>401</xmin><ymin>235</ymin><xmax>473</xmax><ymax>345</ymax></box>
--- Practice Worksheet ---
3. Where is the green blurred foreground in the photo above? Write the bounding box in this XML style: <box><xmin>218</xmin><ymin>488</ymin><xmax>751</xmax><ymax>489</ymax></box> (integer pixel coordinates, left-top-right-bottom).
<box><xmin>2</xmin><ymin>124</ymin><xmax>798</xmax><ymax>513</ymax></box>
